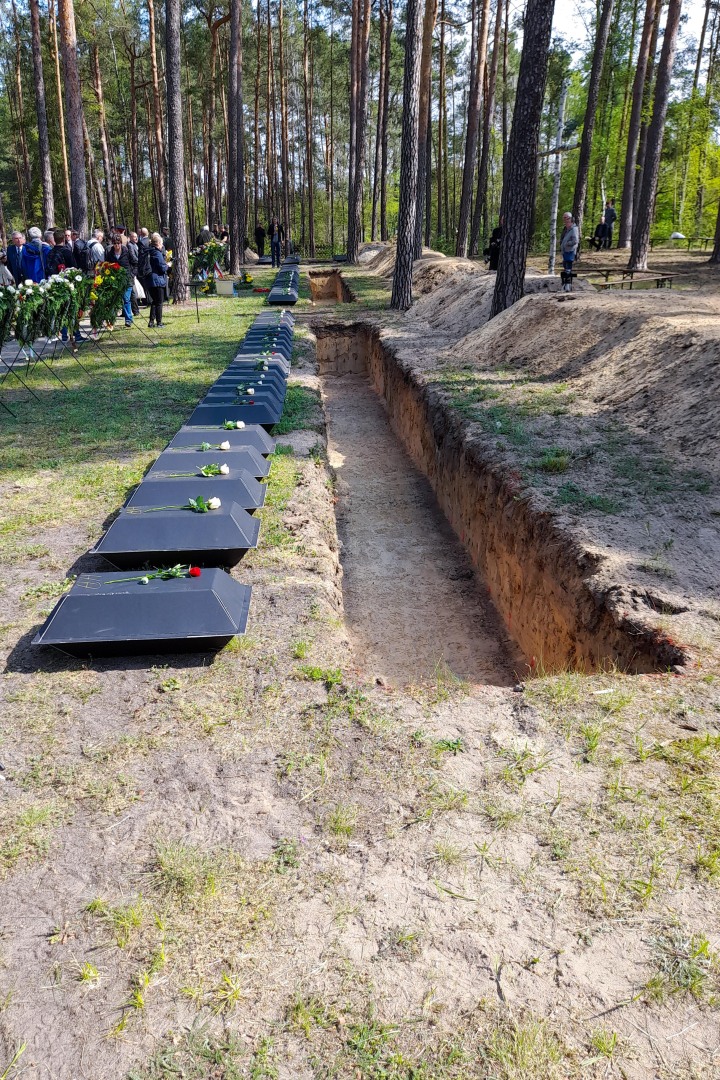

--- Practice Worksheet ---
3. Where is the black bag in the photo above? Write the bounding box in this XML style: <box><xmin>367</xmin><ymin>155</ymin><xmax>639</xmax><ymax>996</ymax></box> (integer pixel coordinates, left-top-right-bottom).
<box><xmin>73</xmin><ymin>238</ymin><xmax>91</xmax><ymax>273</ymax></box>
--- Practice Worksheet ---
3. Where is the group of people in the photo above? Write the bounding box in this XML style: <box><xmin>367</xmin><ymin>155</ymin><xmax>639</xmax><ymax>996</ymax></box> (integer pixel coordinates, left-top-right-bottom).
<box><xmin>589</xmin><ymin>199</ymin><xmax>618</xmax><ymax>250</ymax></box>
<box><xmin>2</xmin><ymin>224</ymin><xmax>171</xmax><ymax>329</ymax></box>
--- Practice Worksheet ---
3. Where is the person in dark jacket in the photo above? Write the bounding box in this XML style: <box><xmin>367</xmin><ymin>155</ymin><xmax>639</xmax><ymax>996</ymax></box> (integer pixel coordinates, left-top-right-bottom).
<box><xmin>196</xmin><ymin>225</ymin><xmax>213</xmax><ymax>247</ymax></box>
<box><xmin>71</xmin><ymin>230</ymin><xmax>91</xmax><ymax>272</ymax></box>
<box><xmin>590</xmin><ymin>216</ymin><xmax>608</xmax><ymax>251</ymax></box>
<box><xmin>106</xmin><ymin>233</ymin><xmax>138</xmax><ymax>327</ymax></box>
<box><xmin>254</xmin><ymin>223</ymin><xmax>266</xmax><ymax>257</ymax></box>
<box><xmin>137</xmin><ymin>228</ymin><xmax>152</xmax><ymax>304</ymax></box>
<box><xmin>484</xmin><ymin>217</ymin><xmax>503</xmax><ymax>271</ymax></box>
<box><xmin>45</xmin><ymin>228</ymin><xmax>76</xmax><ymax>275</ymax></box>
<box><xmin>603</xmin><ymin>199</ymin><xmax>617</xmax><ymax>248</ymax></box>
<box><xmin>268</xmin><ymin>216</ymin><xmax>284</xmax><ymax>267</ymax></box>
<box><xmin>22</xmin><ymin>227</ymin><xmax>47</xmax><ymax>283</ymax></box>
<box><xmin>147</xmin><ymin>232</ymin><xmax>168</xmax><ymax>328</ymax></box>
<box><xmin>7</xmin><ymin>231</ymin><xmax>25</xmax><ymax>284</ymax></box>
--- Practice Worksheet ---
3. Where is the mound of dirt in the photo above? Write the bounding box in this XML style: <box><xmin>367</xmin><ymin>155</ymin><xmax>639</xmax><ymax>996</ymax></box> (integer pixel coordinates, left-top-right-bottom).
<box><xmin>454</xmin><ymin>289</ymin><xmax>720</xmax><ymax>471</ymax></box>
<box><xmin>363</xmin><ymin>244</ymin><xmax>449</xmax><ymax>281</ymax></box>
<box><xmin>357</xmin><ymin>241</ymin><xmax>389</xmax><ymax>264</ymax></box>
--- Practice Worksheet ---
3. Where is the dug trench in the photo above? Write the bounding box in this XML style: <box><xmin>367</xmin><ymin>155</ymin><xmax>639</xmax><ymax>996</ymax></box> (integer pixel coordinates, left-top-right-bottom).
<box><xmin>307</xmin><ymin>268</ymin><xmax>355</xmax><ymax>305</ymax></box>
<box><xmin>312</xmin><ymin>320</ymin><xmax>686</xmax><ymax>677</ymax></box>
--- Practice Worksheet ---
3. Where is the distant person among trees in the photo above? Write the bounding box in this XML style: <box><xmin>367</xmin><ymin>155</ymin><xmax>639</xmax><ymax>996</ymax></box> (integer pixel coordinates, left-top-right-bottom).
<box><xmin>0</xmin><ymin>250</ymin><xmax>15</xmax><ymax>286</ymax></box>
<box><xmin>137</xmin><ymin>227</ymin><xmax>152</xmax><ymax>296</ymax></box>
<box><xmin>22</xmin><ymin>227</ymin><xmax>47</xmax><ymax>283</ymax></box>
<box><xmin>45</xmin><ymin>228</ymin><xmax>76</xmax><ymax>275</ymax></box>
<box><xmin>42</xmin><ymin>229</ymin><xmax>55</xmax><ymax>269</ymax></box>
<box><xmin>590</xmin><ymin>215</ymin><xmax>608</xmax><ymax>251</ymax></box>
<box><xmin>603</xmin><ymin>199</ymin><xmax>617</xmax><ymax>248</ymax></box>
<box><xmin>72</xmin><ymin>229</ymin><xmax>91</xmax><ymax>272</ymax></box>
<box><xmin>106</xmin><ymin>231</ymin><xmax>138</xmax><ymax>327</ymax></box>
<box><xmin>559</xmin><ymin>212</ymin><xmax>579</xmax><ymax>292</ymax></box>
<box><xmin>196</xmin><ymin>225</ymin><xmax>213</xmax><ymax>246</ymax></box>
<box><xmin>147</xmin><ymin>232</ymin><xmax>168</xmax><ymax>329</ymax></box>
<box><xmin>254</xmin><ymin>222</ymin><xmax>266</xmax><ymax>257</ymax></box>
<box><xmin>7</xmin><ymin>232</ymin><xmax>25</xmax><ymax>284</ymax></box>
<box><xmin>484</xmin><ymin>217</ymin><xmax>503</xmax><ymax>271</ymax></box>
<box><xmin>268</xmin><ymin>215</ymin><xmax>284</xmax><ymax>267</ymax></box>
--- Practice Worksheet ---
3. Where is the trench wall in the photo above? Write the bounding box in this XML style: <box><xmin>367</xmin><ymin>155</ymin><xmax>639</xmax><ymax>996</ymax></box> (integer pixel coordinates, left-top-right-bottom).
<box><xmin>314</xmin><ymin>320</ymin><xmax>683</xmax><ymax>674</ymax></box>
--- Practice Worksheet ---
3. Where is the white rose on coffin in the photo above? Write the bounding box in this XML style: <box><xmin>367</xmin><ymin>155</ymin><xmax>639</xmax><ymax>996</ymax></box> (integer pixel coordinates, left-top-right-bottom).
<box><xmin>207</xmin><ymin>497</ymin><xmax>222</xmax><ymax>509</ymax></box>
<box><xmin>236</xmin><ymin>421</ymin><xmax>245</xmax><ymax>429</ymax></box>
<box><xmin>219</xmin><ymin>440</ymin><xmax>231</xmax><ymax>450</ymax></box>
<box><xmin>219</xmin><ymin>464</ymin><xmax>230</xmax><ymax>475</ymax></box>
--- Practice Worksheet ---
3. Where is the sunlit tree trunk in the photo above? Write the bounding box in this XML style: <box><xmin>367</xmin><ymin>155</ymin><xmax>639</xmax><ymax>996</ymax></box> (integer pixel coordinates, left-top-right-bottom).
<box><xmin>49</xmin><ymin>0</ymin><xmax>72</xmax><ymax>223</ymax></box>
<box><xmin>147</xmin><ymin>0</ymin><xmax>168</xmax><ymax>227</ymax></box>
<box><xmin>29</xmin><ymin>0</ymin><xmax>55</xmax><ymax>229</ymax></box>
<box><xmin>456</xmin><ymin>0</ymin><xmax>490</xmax><ymax>255</ymax></box>
<box><xmin>380</xmin><ymin>0</ymin><xmax>392</xmax><ymax>241</ymax></box>
<box><xmin>57</xmin><ymin>0</ymin><xmax>88</xmax><ymax>234</ymax></box>
<box><xmin>390</xmin><ymin>0</ymin><xmax>423</xmax><ymax>310</ymax></box>
<box><xmin>166</xmin><ymin>0</ymin><xmax>189</xmax><ymax>301</ymax></box>
<box><xmin>618</xmin><ymin>0</ymin><xmax>658</xmax><ymax>246</ymax></box>
<box><xmin>490</xmin><ymin>0</ymin><xmax>555</xmax><ymax>317</ymax></box>
<box><xmin>414</xmin><ymin>0</ymin><xmax>439</xmax><ymax>256</ymax></box>
<box><xmin>571</xmin><ymin>0</ymin><xmax>614</xmax><ymax>239</ymax></box>
<box><xmin>470</xmin><ymin>0</ymin><xmax>502</xmax><ymax>254</ymax></box>
<box><xmin>629</xmin><ymin>0</ymin><xmax>682</xmax><ymax>269</ymax></box>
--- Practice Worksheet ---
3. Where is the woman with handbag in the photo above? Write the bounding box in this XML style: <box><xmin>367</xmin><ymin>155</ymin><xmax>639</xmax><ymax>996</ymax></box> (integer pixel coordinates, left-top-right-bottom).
<box><xmin>147</xmin><ymin>233</ymin><xmax>168</xmax><ymax>328</ymax></box>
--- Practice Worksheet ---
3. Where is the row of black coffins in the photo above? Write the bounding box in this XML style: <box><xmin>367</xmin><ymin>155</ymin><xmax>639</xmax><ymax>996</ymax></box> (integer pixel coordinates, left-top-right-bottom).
<box><xmin>33</xmin><ymin>305</ymin><xmax>297</xmax><ymax>658</ymax></box>
<box><xmin>267</xmin><ymin>262</ymin><xmax>300</xmax><ymax>305</ymax></box>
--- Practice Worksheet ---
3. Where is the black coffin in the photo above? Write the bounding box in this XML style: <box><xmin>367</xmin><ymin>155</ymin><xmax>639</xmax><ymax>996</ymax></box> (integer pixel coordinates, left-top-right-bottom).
<box><xmin>237</xmin><ymin>341</ymin><xmax>292</xmax><ymax>359</ymax></box>
<box><xmin>187</xmin><ymin>402</ymin><xmax>283</xmax><ymax>428</ymax></box>
<box><xmin>126</xmin><ymin>472</ymin><xmax>267</xmax><ymax>511</ymax></box>
<box><xmin>167</xmin><ymin>425</ymin><xmax>275</xmax><ymax>456</ymax></box>
<box><xmin>32</xmin><ymin>568</ymin><xmax>252</xmax><ymax>658</ymax></box>
<box><xmin>91</xmin><ymin>502</ymin><xmax>260</xmax><ymax>568</ymax></box>
<box><xmin>232</xmin><ymin>353</ymin><xmax>291</xmax><ymax>372</ymax></box>
<box><xmin>204</xmin><ymin>384</ymin><xmax>286</xmax><ymax>408</ymax></box>
<box><xmin>268</xmin><ymin>291</ymin><xmax>298</xmax><ymax>306</ymax></box>
<box><xmin>226</xmin><ymin>359</ymin><xmax>290</xmax><ymax>377</ymax></box>
<box><xmin>148</xmin><ymin>448</ymin><xmax>270</xmax><ymax>478</ymax></box>
<box><xmin>215</xmin><ymin>370</ymin><xmax>288</xmax><ymax>390</ymax></box>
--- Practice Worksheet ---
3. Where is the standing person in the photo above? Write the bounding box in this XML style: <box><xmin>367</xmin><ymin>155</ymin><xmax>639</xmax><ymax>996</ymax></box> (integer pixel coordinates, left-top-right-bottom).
<box><xmin>106</xmin><ymin>231</ymin><xmax>138</xmax><ymax>327</ymax></box>
<box><xmin>603</xmin><ymin>199</ymin><xmax>617</xmax><ymax>248</ymax></box>
<box><xmin>127</xmin><ymin>231</ymin><xmax>141</xmax><ymax>315</ymax></box>
<box><xmin>254</xmin><ymin>222</ymin><xmax>266</xmax><ymax>257</ymax></box>
<box><xmin>7</xmin><ymin>231</ymin><xmax>25</xmax><ymax>284</ymax></box>
<box><xmin>591</xmin><ymin>215</ymin><xmax>608</xmax><ymax>251</ymax></box>
<box><xmin>22</xmin><ymin>227</ymin><xmax>47</xmax><ymax>282</ymax></box>
<box><xmin>45</xmin><ymin>228</ymin><xmax>76</xmax><ymax>275</ymax></box>
<box><xmin>268</xmin><ymin>215</ymin><xmax>284</xmax><ymax>267</ymax></box>
<box><xmin>147</xmin><ymin>232</ymin><xmax>168</xmax><ymax>328</ymax></box>
<box><xmin>484</xmin><ymin>217</ymin><xmax>503</xmax><ymax>271</ymax></box>
<box><xmin>42</xmin><ymin>230</ymin><xmax>55</xmax><ymax>271</ymax></box>
<box><xmin>0</xmin><ymin>250</ymin><xmax>15</xmax><ymax>286</ymax></box>
<box><xmin>161</xmin><ymin>226</ymin><xmax>172</xmax><ymax>251</ymax></box>
<box><xmin>88</xmin><ymin>229</ymin><xmax>105</xmax><ymax>267</ymax></box>
<box><xmin>559</xmin><ymin>212</ymin><xmax>579</xmax><ymax>291</ymax></box>
<box><xmin>196</xmin><ymin>224</ymin><xmax>213</xmax><ymax>246</ymax></box>
<box><xmin>137</xmin><ymin>227</ymin><xmax>152</xmax><ymax>301</ymax></box>
<box><xmin>71</xmin><ymin>230</ymin><xmax>91</xmax><ymax>272</ymax></box>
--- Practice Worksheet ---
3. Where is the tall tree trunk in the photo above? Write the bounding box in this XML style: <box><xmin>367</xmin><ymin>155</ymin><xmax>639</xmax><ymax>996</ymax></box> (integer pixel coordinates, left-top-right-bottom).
<box><xmin>229</xmin><ymin>0</ymin><xmax>241</xmax><ymax>271</ymax></box>
<box><xmin>437</xmin><ymin>0</ymin><xmax>446</xmax><ymax>239</ymax></box>
<box><xmin>470</xmin><ymin>0</ymin><xmax>502</xmax><ymax>254</ymax></box>
<box><xmin>629</xmin><ymin>0</ymin><xmax>682</xmax><ymax>269</ymax></box>
<box><xmin>10</xmin><ymin>0</ymin><xmax>32</xmax><ymax>200</ymax></box>
<box><xmin>424</xmin><ymin>105</ymin><xmax>433</xmax><ymax>245</ymax></box>
<box><xmin>253</xmin><ymin>0</ymin><xmax>262</xmax><ymax>227</ymax></box>
<box><xmin>278</xmin><ymin>0</ymin><xmax>292</xmax><ymax>253</ymax></box>
<box><xmin>148</xmin><ymin>0</ymin><xmax>168</xmax><ymax>227</ymax></box>
<box><xmin>390</xmin><ymin>0</ymin><xmax>423</xmax><ymax>310</ymax></box>
<box><xmin>371</xmin><ymin>4</ymin><xmax>387</xmax><ymax>241</ymax></box>
<box><xmin>571</xmin><ymin>0</ymin><xmax>615</xmax><ymax>239</ymax></box>
<box><xmin>456</xmin><ymin>0</ymin><xmax>490</xmax><ymax>255</ymax></box>
<box><xmin>166</xmin><ymin>0</ymin><xmax>189</xmax><ymax>301</ymax></box>
<box><xmin>50</xmin><ymin>0</ymin><xmax>72</xmax><ymax>223</ymax></box>
<box><xmin>380</xmin><ymin>0</ymin><xmax>392</xmax><ymax>241</ymax></box>
<box><xmin>57</xmin><ymin>0</ymin><xmax>88</xmax><ymax>234</ymax></box>
<box><xmin>184</xmin><ymin>48</ymin><xmax>198</xmax><ymax>239</ymax></box>
<box><xmin>695</xmin><ymin>8</ymin><xmax>718</xmax><ymax>231</ymax></box>
<box><xmin>91</xmin><ymin>45</ymin><xmax>116</xmax><ymax>230</ymax></box>
<box><xmin>127</xmin><ymin>48</ymin><xmax>140</xmax><ymax>231</ymax></box>
<box><xmin>329</xmin><ymin>6</ymin><xmax>335</xmax><ymax>249</ymax></box>
<box><xmin>303</xmin><ymin>0</ymin><xmax>315</xmax><ymax>255</ymax></box>
<box><xmin>29</xmin><ymin>0</ymin><xmax>55</xmax><ymax>229</ymax></box>
<box><xmin>632</xmin><ymin>0</ymin><xmax>663</xmax><ymax>224</ymax></box>
<box><xmin>414</xmin><ymin>0</ymin><xmax>439</xmax><ymax>256</ymax></box>
<box><xmin>490</xmin><ymin>0</ymin><xmax>556</xmax><ymax>317</ymax></box>
<box><xmin>678</xmin><ymin>0</ymin><xmax>710</xmax><ymax>227</ymax></box>
<box><xmin>617</xmin><ymin>0</ymin><xmax>658</xmax><ymax>245</ymax></box>
<box><xmin>82</xmin><ymin>113</ymin><xmax>109</xmax><ymax>232</ymax></box>
<box><xmin>348</xmin><ymin>0</ymin><xmax>371</xmax><ymax>261</ymax></box>
<box><xmin>548</xmin><ymin>82</ymin><xmax>568</xmax><ymax>274</ymax></box>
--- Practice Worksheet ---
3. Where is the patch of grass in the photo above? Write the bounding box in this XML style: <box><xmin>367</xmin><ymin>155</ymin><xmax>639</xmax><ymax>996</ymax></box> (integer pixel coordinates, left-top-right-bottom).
<box><xmin>273</xmin><ymin>837</ymin><xmax>300</xmax><ymax>872</ymax></box>
<box><xmin>589</xmin><ymin>1028</ymin><xmax>618</xmax><ymax>1058</ymax></box>
<box><xmin>20</xmin><ymin>577</ymin><xmax>75</xmax><ymax>604</ymax></box>
<box><xmin>209</xmin><ymin>970</ymin><xmax>244</xmax><ymax>1013</ymax></box>
<box><xmin>645</xmin><ymin>929</ymin><xmax>719</xmax><ymax>1002</ymax></box>
<box><xmin>434</xmin><ymin>737</ymin><xmax>466</xmax><ymax>756</ymax></box>
<box><xmin>536</xmin><ymin>447</ymin><xmax>572</xmax><ymax>474</ymax></box>
<box><xmin>272</xmin><ymin>384</ymin><xmax>321</xmax><ymax>435</ymax></box>
<box><xmin>127</xmin><ymin>1032</ymin><xmax>246</xmax><ymax>1079</ymax></box>
<box><xmin>76</xmin><ymin>961</ymin><xmax>100</xmax><ymax>986</ymax></box>
<box><xmin>296</xmin><ymin>664</ymin><xmax>343</xmax><ymax>688</ymax></box>
<box><xmin>0</xmin><ymin>801</ymin><xmax>61</xmax><ymax>878</ymax></box>
<box><xmin>251</xmin><ymin>453</ymin><xmax>301</xmax><ymax>553</ymax></box>
<box><xmin>288</xmin><ymin>994</ymin><xmax>336</xmax><ymax>1037</ymax></box>
<box><xmin>499</xmin><ymin>744</ymin><xmax>552</xmax><ymax>787</ymax></box>
<box><xmin>556</xmin><ymin>482</ymin><xmax>619</xmax><ymax>513</ymax></box>
<box><xmin>326</xmin><ymin>803</ymin><xmax>357</xmax><ymax>838</ymax></box>
<box><xmin>481</xmin><ymin>1017</ymin><xmax>566</xmax><ymax>1078</ymax></box>
<box><xmin>292</xmin><ymin>638</ymin><xmax>311</xmax><ymax>659</ymax></box>
<box><xmin>85</xmin><ymin>898</ymin><xmax>143</xmax><ymax>948</ymax></box>
<box><xmin>151</xmin><ymin>842</ymin><xmax>221</xmax><ymax>898</ymax></box>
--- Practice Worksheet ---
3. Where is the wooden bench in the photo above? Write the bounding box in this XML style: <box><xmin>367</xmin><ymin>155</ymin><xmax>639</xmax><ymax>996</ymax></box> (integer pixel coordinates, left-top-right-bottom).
<box><xmin>592</xmin><ymin>273</ymin><xmax>675</xmax><ymax>290</ymax></box>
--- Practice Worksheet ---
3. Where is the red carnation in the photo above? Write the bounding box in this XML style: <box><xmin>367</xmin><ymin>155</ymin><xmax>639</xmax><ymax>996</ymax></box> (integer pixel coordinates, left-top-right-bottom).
<box><xmin>112</xmin><ymin>262</ymin><xmax>120</xmax><ymax>269</ymax></box>
<box><xmin>188</xmin><ymin>566</ymin><xmax>201</xmax><ymax>577</ymax></box>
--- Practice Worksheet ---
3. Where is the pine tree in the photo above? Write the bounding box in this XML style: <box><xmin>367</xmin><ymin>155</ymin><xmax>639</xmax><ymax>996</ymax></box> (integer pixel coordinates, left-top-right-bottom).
<box><xmin>390</xmin><ymin>0</ymin><xmax>423</xmax><ymax>310</ymax></box>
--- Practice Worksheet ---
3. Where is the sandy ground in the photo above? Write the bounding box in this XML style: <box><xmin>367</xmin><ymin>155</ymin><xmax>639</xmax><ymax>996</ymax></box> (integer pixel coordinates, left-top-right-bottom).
<box><xmin>323</xmin><ymin>373</ymin><xmax>521</xmax><ymax>686</ymax></box>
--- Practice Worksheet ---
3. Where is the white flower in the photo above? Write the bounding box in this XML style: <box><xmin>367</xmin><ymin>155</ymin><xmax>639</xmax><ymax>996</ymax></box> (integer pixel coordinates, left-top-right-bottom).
<box><xmin>219</xmin><ymin>464</ymin><xmax>229</xmax><ymax>475</ymax></box>
<box><xmin>140</xmin><ymin>576</ymin><xmax>150</xmax><ymax>584</ymax></box>
<box><xmin>24</xmin><ymin>279</ymin><xmax>33</xmax><ymax>287</ymax></box>
<box><xmin>68</xmin><ymin>284</ymin><xmax>75</xmax><ymax>292</ymax></box>
<box><xmin>219</xmin><ymin>440</ymin><xmax>231</xmax><ymax>450</ymax></box>
<box><xmin>38</xmin><ymin>285</ymin><xmax>46</xmax><ymax>293</ymax></box>
<box><xmin>74</xmin><ymin>275</ymin><xmax>82</xmax><ymax>283</ymax></box>
<box><xmin>207</xmin><ymin>497</ymin><xmax>221</xmax><ymax>509</ymax></box>
<box><xmin>235</xmin><ymin>421</ymin><xmax>245</xmax><ymax>429</ymax></box>
<box><xmin>6</xmin><ymin>285</ymin><xmax>15</xmax><ymax>294</ymax></box>
<box><xmin>262</xmin><ymin>365</ymin><xmax>269</xmax><ymax>371</ymax></box>
<box><xmin>246</xmin><ymin>388</ymin><xmax>255</xmax><ymax>395</ymax></box>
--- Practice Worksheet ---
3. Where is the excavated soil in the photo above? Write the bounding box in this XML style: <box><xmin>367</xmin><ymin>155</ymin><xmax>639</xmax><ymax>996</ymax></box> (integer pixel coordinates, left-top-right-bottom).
<box><xmin>308</xmin><ymin>269</ymin><xmax>354</xmax><ymax>305</ymax></box>
<box><xmin>323</xmin><ymin>372</ymin><xmax>521</xmax><ymax>686</ymax></box>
